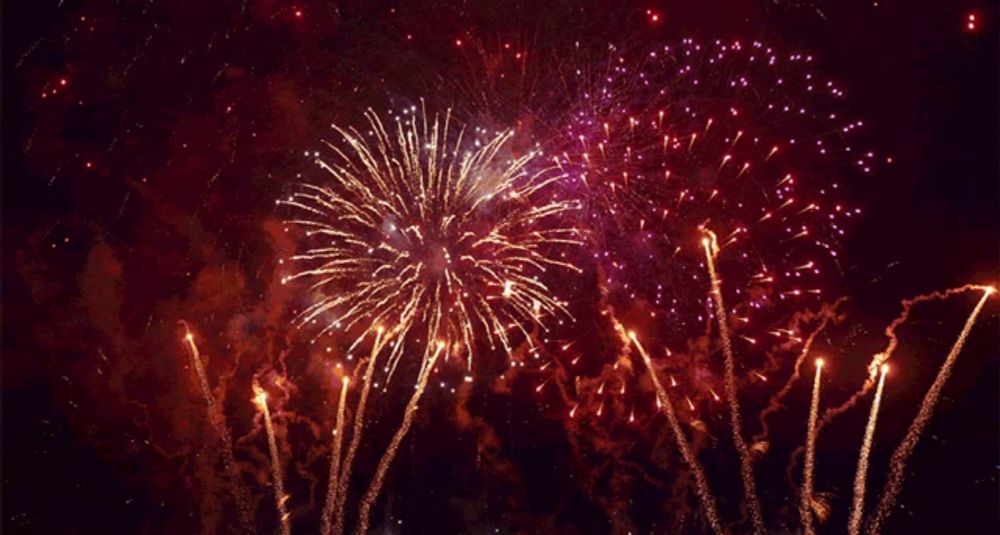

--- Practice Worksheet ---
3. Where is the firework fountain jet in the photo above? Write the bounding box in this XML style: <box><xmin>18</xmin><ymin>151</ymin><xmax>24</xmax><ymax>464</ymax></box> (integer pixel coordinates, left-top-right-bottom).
<box><xmin>178</xmin><ymin>323</ymin><xmax>254</xmax><ymax>532</ymax></box>
<box><xmin>800</xmin><ymin>358</ymin><xmax>824</xmax><ymax>535</ymax></box>
<box><xmin>628</xmin><ymin>331</ymin><xmax>723</xmax><ymax>534</ymax></box>
<box><xmin>701</xmin><ymin>230</ymin><xmax>765</xmax><ymax>533</ymax></box>
<box><xmin>847</xmin><ymin>363</ymin><xmax>889</xmax><ymax>535</ymax></box>
<box><xmin>254</xmin><ymin>383</ymin><xmax>291</xmax><ymax>535</ymax></box>
<box><xmin>355</xmin><ymin>341</ymin><xmax>447</xmax><ymax>535</ymax></box>
<box><xmin>866</xmin><ymin>286</ymin><xmax>994</xmax><ymax>534</ymax></box>
<box><xmin>321</xmin><ymin>376</ymin><xmax>351</xmax><ymax>535</ymax></box>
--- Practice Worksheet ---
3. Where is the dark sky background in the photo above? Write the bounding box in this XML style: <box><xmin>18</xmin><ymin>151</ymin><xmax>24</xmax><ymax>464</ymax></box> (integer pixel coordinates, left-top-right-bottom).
<box><xmin>3</xmin><ymin>1</ymin><xmax>998</xmax><ymax>534</ymax></box>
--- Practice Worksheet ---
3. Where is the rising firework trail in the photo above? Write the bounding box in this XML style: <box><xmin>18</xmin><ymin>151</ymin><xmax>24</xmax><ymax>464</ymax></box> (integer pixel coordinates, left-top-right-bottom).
<box><xmin>800</xmin><ymin>358</ymin><xmax>824</xmax><ymax>535</ymax></box>
<box><xmin>332</xmin><ymin>328</ymin><xmax>386</xmax><ymax>535</ymax></box>
<box><xmin>355</xmin><ymin>341</ymin><xmax>447</xmax><ymax>535</ymax></box>
<box><xmin>789</xmin><ymin>284</ymin><xmax>992</xmax><ymax>482</ymax></box>
<box><xmin>254</xmin><ymin>383</ymin><xmax>291</xmax><ymax>535</ymax></box>
<box><xmin>321</xmin><ymin>377</ymin><xmax>351</xmax><ymax>535</ymax></box>
<box><xmin>702</xmin><ymin>230</ymin><xmax>765</xmax><ymax>533</ymax></box>
<box><xmin>628</xmin><ymin>331</ymin><xmax>723</xmax><ymax>534</ymax></box>
<box><xmin>848</xmin><ymin>364</ymin><xmax>889</xmax><ymax>535</ymax></box>
<box><xmin>179</xmin><ymin>322</ymin><xmax>254</xmax><ymax>532</ymax></box>
<box><xmin>867</xmin><ymin>286</ymin><xmax>994</xmax><ymax>534</ymax></box>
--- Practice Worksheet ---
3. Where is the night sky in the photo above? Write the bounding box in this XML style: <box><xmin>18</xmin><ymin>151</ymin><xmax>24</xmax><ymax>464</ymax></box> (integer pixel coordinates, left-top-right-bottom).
<box><xmin>3</xmin><ymin>1</ymin><xmax>998</xmax><ymax>534</ymax></box>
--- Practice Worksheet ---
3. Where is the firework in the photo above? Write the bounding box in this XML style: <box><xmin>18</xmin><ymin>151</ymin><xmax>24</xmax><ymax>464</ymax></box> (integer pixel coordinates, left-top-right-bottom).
<box><xmin>548</xmin><ymin>39</ymin><xmax>869</xmax><ymax>354</ymax></box>
<box><xmin>179</xmin><ymin>323</ymin><xmax>254</xmax><ymax>532</ymax></box>
<box><xmin>280</xmin><ymin>104</ymin><xmax>580</xmax><ymax>373</ymax></box>
<box><xmin>848</xmin><ymin>363</ymin><xmax>889</xmax><ymax>535</ymax></box>
<box><xmin>628</xmin><ymin>331</ymin><xmax>723</xmax><ymax>534</ymax></box>
<box><xmin>791</xmin><ymin>284</ymin><xmax>993</xmax><ymax>479</ymax></box>
<box><xmin>331</xmin><ymin>331</ymin><xmax>386</xmax><ymax>535</ymax></box>
<box><xmin>254</xmin><ymin>383</ymin><xmax>291</xmax><ymax>535</ymax></box>
<box><xmin>281</xmin><ymin>104</ymin><xmax>580</xmax><ymax>531</ymax></box>
<box><xmin>702</xmin><ymin>230</ymin><xmax>765</xmax><ymax>533</ymax></box>
<box><xmin>867</xmin><ymin>287</ymin><xmax>994</xmax><ymax>534</ymax></box>
<box><xmin>800</xmin><ymin>358</ymin><xmax>824</xmax><ymax>535</ymax></box>
<box><xmin>355</xmin><ymin>341</ymin><xmax>447</xmax><ymax>535</ymax></box>
<box><xmin>321</xmin><ymin>376</ymin><xmax>350</xmax><ymax>535</ymax></box>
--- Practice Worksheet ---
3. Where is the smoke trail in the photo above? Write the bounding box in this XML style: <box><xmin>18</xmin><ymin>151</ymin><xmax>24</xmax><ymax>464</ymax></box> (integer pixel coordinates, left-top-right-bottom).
<box><xmin>847</xmin><ymin>364</ymin><xmax>888</xmax><ymax>535</ymax></box>
<box><xmin>354</xmin><ymin>342</ymin><xmax>446</xmax><ymax>535</ymax></box>
<box><xmin>800</xmin><ymin>359</ymin><xmax>824</xmax><ymax>535</ymax></box>
<box><xmin>702</xmin><ymin>232</ymin><xmax>765</xmax><ymax>534</ymax></box>
<box><xmin>321</xmin><ymin>377</ymin><xmax>351</xmax><ymax>535</ymax></box>
<box><xmin>332</xmin><ymin>329</ymin><xmax>386</xmax><ymax>535</ymax></box>
<box><xmin>787</xmin><ymin>284</ymin><xmax>990</xmax><ymax>485</ymax></box>
<box><xmin>753</xmin><ymin>298</ymin><xmax>845</xmax><ymax>445</ymax></box>
<box><xmin>628</xmin><ymin>332</ymin><xmax>724</xmax><ymax>534</ymax></box>
<box><xmin>866</xmin><ymin>287</ymin><xmax>993</xmax><ymax>534</ymax></box>
<box><xmin>179</xmin><ymin>323</ymin><xmax>255</xmax><ymax>532</ymax></box>
<box><xmin>254</xmin><ymin>383</ymin><xmax>291</xmax><ymax>535</ymax></box>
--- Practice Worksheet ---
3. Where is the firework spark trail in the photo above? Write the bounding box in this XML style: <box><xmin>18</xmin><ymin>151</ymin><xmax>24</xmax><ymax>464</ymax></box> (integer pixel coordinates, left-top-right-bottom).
<box><xmin>701</xmin><ymin>231</ymin><xmax>765</xmax><ymax>534</ymax></box>
<box><xmin>800</xmin><ymin>358</ymin><xmax>824</xmax><ymax>535</ymax></box>
<box><xmin>628</xmin><ymin>332</ymin><xmax>723</xmax><ymax>534</ymax></box>
<box><xmin>254</xmin><ymin>383</ymin><xmax>291</xmax><ymax>535</ymax></box>
<box><xmin>321</xmin><ymin>377</ymin><xmax>351</xmax><ymax>535</ymax></box>
<box><xmin>354</xmin><ymin>341</ymin><xmax>447</xmax><ymax>535</ymax></box>
<box><xmin>788</xmin><ymin>284</ymin><xmax>992</xmax><ymax>483</ymax></box>
<box><xmin>847</xmin><ymin>364</ymin><xmax>889</xmax><ymax>535</ymax></box>
<box><xmin>332</xmin><ymin>330</ymin><xmax>385</xmax><ymax>535</ymax></box>
<box><xmin>866</xmin><ymin>287</ymin><xmax>993</xmax><ymax>534</ymax></box>
<box><xmin>753</xmin><ymin>301</ymin><xmax>844</xmax><ymax>445</ymax></box>
<box><xmin>179</xmin><ymin>323</ymin><xmax>254</xmax><ymax>532</ymax></box>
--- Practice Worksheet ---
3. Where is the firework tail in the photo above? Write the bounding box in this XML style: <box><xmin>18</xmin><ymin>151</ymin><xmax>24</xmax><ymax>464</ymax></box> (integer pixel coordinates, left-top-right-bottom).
<box><xmin>847</xmin><ymin>364</ymin><xmax>888</xmax><ymax>535</ymax></box>
<box><xmin>179</xmin><ymin>322</ymin><xmax>255</xmax><ymax>532</ymax></box>
<box><xmin>800</xmin><ymin>359</ymin><xmax>824</xmax><ymax>535</ymax></box>
<box><xmin>331</xmin><ymin>329</ymin><xmax>386</xmax><ymax>535</ymax></box>
<box><xmin>702</xmin><ymin>231</ymin><xmax>765</xmax><ymax>534</ymax></box>
<box><xmin>866</xmin><ymin>287</ymin><xmax>993</xmax><ymax>534</ymax></box>
<box><xmin>628</xmin><ymin>332</ymin><xmax>724</xmax><ymax>534</ymax></box>
<box><xmin>254</xmin><ymin>383</ymin><xmax>291</xmax><ymax>535</ymax></box>
<box><xmin>321</xmin><ymin>377</ymin><xmax>351</xmax><ymax>535</ymax></box>
<box><xmin>354</xmin><ymin>341</ymin><xmax>446</xmax><ymax>535</ymax></box>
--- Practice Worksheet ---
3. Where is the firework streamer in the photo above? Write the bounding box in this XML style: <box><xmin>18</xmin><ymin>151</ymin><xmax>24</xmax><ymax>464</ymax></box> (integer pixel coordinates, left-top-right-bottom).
<box><xmin>179</xmin><ymin>322</ymin><xmax>255</xmax><ymax>532</ymax></box>
<box><xmin>355</xmin><ymin>341</ymin><xmax>447</xmax><ymax>535</ymax></box>
<box><xmin>701</xmin><ymin>231</ymin><xmax>765</xmax><ymax>533</ymax></box>
<box><xmin>788</xmin><ymin>284</ymin><xmax>991</xmax><ymax>485</ymax></box>
<box><xmin>628</xmin><ymin>332</ymin><xmax>723</xmax><ymax>534</ymax></box>
<box><xmin>847</xmin><ymin>363</ymin><xmax>889</xmax><ymax>535</ymax></box>
<box><xmin>800</xmin><ymin>358</ymin><xmax>824</xmax><ymax>534</ymax></box>
<box><xmin>866</xmin><ymin>287</ymin><xmax>993</xmax><ymax>534</ymax></box>
<box><xmin>254</xmin><ymin>383</ymin><xmax>292</xmax><ymax>535</ymax></box>
<box><xmin>321</xmin><ymin>377</ymin><xmax>351</xmax><ymax>535</ymax></box>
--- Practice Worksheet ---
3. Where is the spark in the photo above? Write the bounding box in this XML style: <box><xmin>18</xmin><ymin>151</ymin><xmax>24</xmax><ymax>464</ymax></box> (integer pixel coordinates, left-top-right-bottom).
<box><xmin>321</xmin><ymin>377</ymin><xmax>351</xmax><ymax>535</ymax></box>
<box><xmin>867</xmin><ymin>287</ymin><xmax>993</xmax><ymax>534</ymax></box>
<box><xmin>800</xmin><ymin>358</ymin><xmax>824</xmax><ymax>535</ymax></box>
<box><xmin>628</xmin><ymin>331</ymin><xmax>723</xmax><ymax>534</ymax></box>
<box><xmin>702</xmin><ymin>230</ymin><xmax>765</xmax><ymax>534</ymax></box>
<box><xmin>178</xmin><ymin>322</ymin><xmax>254</xmax><ymax>532</ymax></box>
<box><xmin>254</xmin><ymin>382</ymin><xmax>291</xmax><ymax>535</ymax></box>
<box><xmin>355</xmin><ymin>341</ymin><xmax>447</xmax><ymax>535</ymax></box>
<box><xmin>847</xmin><ymin>364</ymin><xmax>889</xmax><ymax>535</ymax></box>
